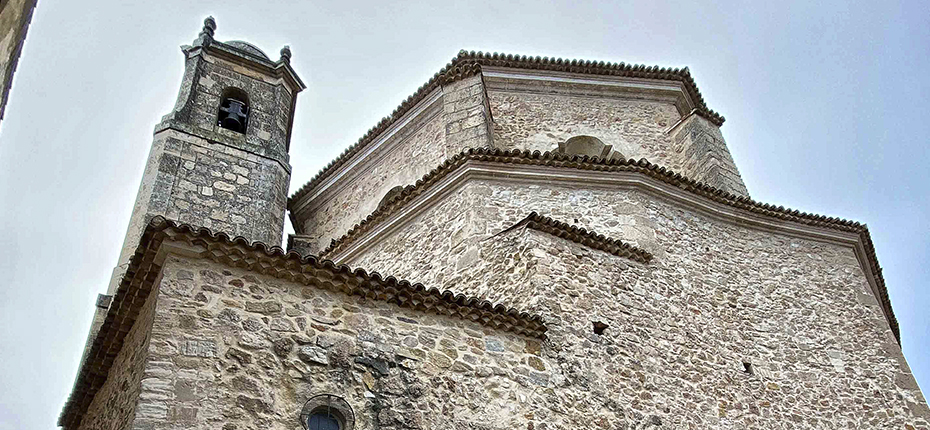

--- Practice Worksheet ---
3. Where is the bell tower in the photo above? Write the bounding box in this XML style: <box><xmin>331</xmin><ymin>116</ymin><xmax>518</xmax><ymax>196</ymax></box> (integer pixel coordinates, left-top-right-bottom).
<box><xmin>107</xmin><ymin>17</ymin><xmax>305</xmax><ymax>294</ymax></box>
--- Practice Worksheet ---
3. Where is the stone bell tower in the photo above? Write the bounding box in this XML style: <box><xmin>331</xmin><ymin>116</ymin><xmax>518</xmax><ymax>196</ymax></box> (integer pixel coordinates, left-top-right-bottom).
<box><xmin>107</xmin><ymin>16</ymin><xmax>305</xmax><ymax>294</ymax></box>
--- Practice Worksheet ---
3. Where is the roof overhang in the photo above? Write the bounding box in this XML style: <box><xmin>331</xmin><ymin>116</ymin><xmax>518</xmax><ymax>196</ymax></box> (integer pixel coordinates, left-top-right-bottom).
<box><xmin>58</xmin><ymin>217</ymin><xmax>544</xmax><ymax>430</ymax></box>
<box><xmin>287</xmin><ymin>50</ymin><xmax>723</xmax><ymax>211</ymax></box>
<box><xmin>317</xmin><ymin>149</ymin><xmax>900</xmax><ymax>347</ymax></box>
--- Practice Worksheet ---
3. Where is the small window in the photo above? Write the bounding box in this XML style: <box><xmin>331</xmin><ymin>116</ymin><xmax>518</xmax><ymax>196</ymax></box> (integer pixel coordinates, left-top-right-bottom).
<box><xmin>307</xmin><ymin>411</ymin><xmax>341</xmax><ymax>430</ymax></box>
<box><xmin>377</xmin><ymin>185</ymin><xmax>405</xmax><ymax>209</ymax></box>
<box><xmin>300</xmin><ymin>394</ymin><xmax>354</xmax><ymax>430</ymax></box>
<box><xmin>217</xmin><ymin>87</ymin><xmax>250</xmax><ymax>134</ymax></box>
<box><xmin>558</xmin><ymin>135</ymin><xmax>625</xmax><ymax>160</ymax></box>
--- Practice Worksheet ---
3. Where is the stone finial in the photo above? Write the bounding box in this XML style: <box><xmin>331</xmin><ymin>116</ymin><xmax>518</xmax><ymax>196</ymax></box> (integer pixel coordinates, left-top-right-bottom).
<box><xmin>203</xmin><ymin>16</ymin><xmax>217</xmax><ymax>36</ymax></box>
<box><xmin>194</xmin><ymin>16</ymin><xmax>216</xmax><ymax>47</ymax></box>
<box><xmin>280</xmin><ymin>45</ymin><xmax>292</xmax><ymax>63</ymax></box>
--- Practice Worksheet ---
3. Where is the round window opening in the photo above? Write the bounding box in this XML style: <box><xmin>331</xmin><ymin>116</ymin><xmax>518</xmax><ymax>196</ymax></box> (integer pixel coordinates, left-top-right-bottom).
<box><xmin>300</xmin><ymin>394</ymin><xmax>354</xmax><ymax>430</ymax></box>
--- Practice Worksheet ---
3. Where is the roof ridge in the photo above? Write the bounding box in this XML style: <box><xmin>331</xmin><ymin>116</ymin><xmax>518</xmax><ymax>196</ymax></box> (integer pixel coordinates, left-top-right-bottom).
<box><xmin>287</xmin><ymin>50</ymin><xmax>724</xmax><ymax>207</ymax></box>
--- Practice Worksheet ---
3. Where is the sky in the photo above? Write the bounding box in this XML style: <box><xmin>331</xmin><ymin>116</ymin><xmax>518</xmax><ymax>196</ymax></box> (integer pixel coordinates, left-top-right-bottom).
<box><xmin>0</xmin><ymin>0</ymin><xmax>928</xmax><ymax>428</ymax></box>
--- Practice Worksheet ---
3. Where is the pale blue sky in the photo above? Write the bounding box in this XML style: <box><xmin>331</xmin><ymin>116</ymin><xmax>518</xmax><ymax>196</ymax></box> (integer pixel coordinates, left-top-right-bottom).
<box><xmin>1</xmin><ymin>1</ymin><xmax>928</xmax><ymax>428</ymax></box>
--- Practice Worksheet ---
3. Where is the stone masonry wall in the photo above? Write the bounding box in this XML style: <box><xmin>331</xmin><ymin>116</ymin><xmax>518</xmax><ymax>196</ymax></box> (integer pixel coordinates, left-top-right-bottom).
<box><xmin>130</xmin><ymin>255</ymin><xmax>548</xmax><ymax>430</ymax></box>
<box><xmin>345</xmin><ymin>179</ymin><xmax>930</xmax><ymax>428</ymax></box>
<box><xmin>294</xmin><ymin>75</ymin><xmax>492</xmax><ymax>254</ymax></box>
<box><xmin>76</xmin><ymin>277</ymin><xmax>158</xmax><ymax>430</ymax></box>
<box><xmin>442</xmin><ymin>74</ymin><xmax>493</xmax><ymax>151</ymax></box>
<box><xmin>170</xmin><ymin>52</ymin><xmax>295</xmax><ymax>164</ymax></box>
<box><xmin>112</xmin><ymin>129</ymin><xmax>288</xmax><ymax>293</ymax></box>
<box><xmin>0</xmin><ymin>0</ymin><xmax>35</xmax><ymax>121</ymax></box>
<box><xmin>347</xmin><ymin>181</ymin><xmax>662</xmax><ymax>288</ymax></box>
<box><xmin>488</xmin><ymin>89</ymin><xmax>750</xmax><ymax>196</ymax></box>
<box><xmin>489</xmin><ymin>91</ymin><xmax>683</xmax><ymax>168</ymax></box>
<box><xmin>294</xmin><ymin>108</ymin><xmax>447</xmax><ymax>255</ymax></box>
<box><xmin>670</xmin><ymin>114</ymin><xmax>749</xmax><ymax>197</ymax></box>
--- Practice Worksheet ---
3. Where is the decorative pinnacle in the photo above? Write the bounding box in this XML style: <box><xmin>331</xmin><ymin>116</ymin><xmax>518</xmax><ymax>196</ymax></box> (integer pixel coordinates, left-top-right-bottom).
<box><xmin>280</xmin><ymin>45</ymin><xmax>292</xmax><ymax>63</ymax></box>
<box><xmin>193</xmin><ymin>16</ymin><xmax>216</xmax><ymax>48</ymax></box>
<box><xmin>202</xmin><ymin>16</ymin><xmax>216</xmax><ymax>37</ymax></box>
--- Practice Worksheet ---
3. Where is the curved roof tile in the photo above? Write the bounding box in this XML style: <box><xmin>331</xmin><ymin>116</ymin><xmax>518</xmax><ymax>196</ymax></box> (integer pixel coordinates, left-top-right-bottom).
<box><xmin>504</xmin><ymin>212</ymin><xmax>653</xmax><ymax>264</ymax></box>
<box><xmin>316</xmin><ymin>148</ymin><xmax>899</xmax><ymax>345</ymax></box>
<box><xmin>288</xmin><ymin>50</ymin><xmax>722</xmax><ymax>208</ymax></box>
<box><xmin>58</xmin><ymin>216</ymin><xmax>546</xmax><ymax>429</ymax></box>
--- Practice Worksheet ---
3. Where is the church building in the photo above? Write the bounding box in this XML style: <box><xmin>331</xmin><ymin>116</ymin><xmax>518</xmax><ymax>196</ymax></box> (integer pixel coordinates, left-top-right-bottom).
<box><xmin>60</xmin><ymin>17</ymin><xmax>930</xmax><ymax>430</ymax></box>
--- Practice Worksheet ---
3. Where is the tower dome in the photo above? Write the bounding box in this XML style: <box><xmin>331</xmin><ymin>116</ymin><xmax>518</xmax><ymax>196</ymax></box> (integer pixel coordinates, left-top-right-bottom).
<box><xmin>224</xmin><ymin>40</ymin><xmax>271</xmax><ymax>60</ymax></box>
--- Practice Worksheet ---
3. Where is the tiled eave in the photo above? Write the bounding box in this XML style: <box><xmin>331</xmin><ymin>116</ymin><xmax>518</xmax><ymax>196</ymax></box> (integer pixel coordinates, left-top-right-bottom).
<box><xmin>58</xmin><ymin>217</ymin><xmax>545</xmax><ymax>430</ymax></box>
<box><xmin>287</xmin><ymin>50</ymin><xmax>723</xmax><ymax>208</ymax></box>
<box><xmin>505</xmin><ymin>212</ymin><xmax>654</xmax><ymax>264</ymax></box>
<box><xmin>317</xmin><ymin>148</ymin><xmax>900</xmax><ymax>346</ymax></box>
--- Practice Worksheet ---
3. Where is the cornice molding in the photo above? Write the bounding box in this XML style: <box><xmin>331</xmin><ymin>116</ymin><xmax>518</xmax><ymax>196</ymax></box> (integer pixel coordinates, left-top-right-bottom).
<box><xmin>481</xmin><ymin>67</ymin><xmax>694</xmax><ymax>118</ymax></box>
<box><xmin>288</xmin><ymin>50</ymin><xmax>724</xmax><ymax>210</ymax></box>
<box><xmin>318</xmin><ymin>149</ymin><xmax>899</xmax><ymax>345</ymax></box>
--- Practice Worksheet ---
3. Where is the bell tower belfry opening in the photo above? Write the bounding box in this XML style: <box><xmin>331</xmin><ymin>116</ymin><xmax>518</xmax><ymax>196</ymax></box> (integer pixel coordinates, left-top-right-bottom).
<box><xmin>217</xmin><ymin>87</ymin><xmax>250</xmax><ymax>133</ymax></box>
<box><xmin>74</xmin><ymin>16</ymin><xmax>304</xmax><ymax>376</ymax></box>
<box><xmin>107</xmin><ymin>16</ymin><xmax>305</xmax><ymax>295</ymax></box>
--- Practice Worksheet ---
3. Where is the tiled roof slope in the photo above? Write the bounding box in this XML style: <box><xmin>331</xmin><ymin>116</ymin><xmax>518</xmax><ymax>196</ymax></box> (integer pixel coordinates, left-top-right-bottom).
<box><xmin>288</xmin><ymin>50</ymin><xmax>722</xmax><ymax>207</ymax></box>
<box><xmin>319</xmin><ymin>148</ymin><xmax>900</xmax><ymax>344</ymax></box>
<box><xmin>506</xmin><ymin>212</ymin><xmax>653</xmax><ymax>264</ymax></box>
<box><xmin>58</xmin><ymin>217</ymin><xmax>546</xmax><ymax>430</ymax></box>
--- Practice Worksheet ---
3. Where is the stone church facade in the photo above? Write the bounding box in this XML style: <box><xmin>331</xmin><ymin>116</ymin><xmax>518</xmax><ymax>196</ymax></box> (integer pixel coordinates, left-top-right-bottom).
<box><xmin>60</xmin><ymin>17</ymin><xmax>929</xmax><ymax>430</ymax></box>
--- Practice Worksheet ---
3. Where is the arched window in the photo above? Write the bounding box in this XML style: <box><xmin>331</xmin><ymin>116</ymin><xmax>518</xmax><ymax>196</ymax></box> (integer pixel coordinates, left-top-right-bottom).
<box><xmin>300</xmin><ymin>394</ymin><xmax>354</xmax><ymax>430</ymax></box>
<box><xmin>378</xmin><ymin>185</ymin><xmax>405</xmax><ymax>209</ymax></box>
<box><xmin>306</xmin><ymin>411</ymin><xmax>340</xmax><ymax>430</ymax></box>
<box><xmin>558</xmin><ymin>135</ymin><xmax>625</xmax><ymax>160</ymax></box>
<box><xmin>217</xmin><ymin>87</ymin><xmax>250</xmax><ymax>134</ymax></box>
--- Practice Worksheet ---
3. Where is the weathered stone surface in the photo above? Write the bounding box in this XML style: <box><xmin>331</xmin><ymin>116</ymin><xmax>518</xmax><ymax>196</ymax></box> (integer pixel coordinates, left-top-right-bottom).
<box><xmin>344</xmin><ymin>179</ymin><xmax>930</xmax><ymax>428</ymax></box>
<box><xmin>244</xmin><ymin>301</ymin><xmax>282</xmax><ymax>315</ymax></box>
<box><xmin>72</xmin><ymin>274</ymin><xmax>157</xmax><ymax>430</ymax></box>
<box><xmin>178</xmin><ymin>339</ymin><xmax>216</xmax><ymax>358</ymax></box>
<box><xmin>297</xmin><ymin>345</ymin><xmax>329</xmax><ymax>365</ymax></box>
<box><xmin>0</xmin><ymin>0</ymin><xmax>36</xmax><ymax>122</ymax></box>
<box><xmin>125</xmin><ymin>256</ymin><xmax>547</xmax><ymax>430</ymax></box>
<box><xmin>67</xmin><ymin>39</ymin><xmax>929</xmax><ymax>430</ymax></box>
<box><xmin>292</xmin><ymin>75</ymin><xmax>494</xmax><ymax>255</ymax></box>
<box><xmin>293</xmin><ymin>108</ymin><xmax>451</xmax><ymax>254</ymax></box>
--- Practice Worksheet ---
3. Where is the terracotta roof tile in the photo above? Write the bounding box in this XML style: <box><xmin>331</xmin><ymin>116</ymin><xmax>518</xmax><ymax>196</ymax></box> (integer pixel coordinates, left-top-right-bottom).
<box><xmin>317</xmin><ymin>148</ymin><xmax>899</xmax><ymax>344</ymax></box>
<box><xmin>58</xmin><ymin>216</ymin><xmax>545</xmax><ymax>430</ymax></box>
<box><xmin>506</xmin><ymin>212</ymin><xmax>653</xmax><ymax>264</ymax></box>
<box><xmin>288</xmin><ymin>50</ymin><xmax>722</xmax><ymax>207</ymax></box>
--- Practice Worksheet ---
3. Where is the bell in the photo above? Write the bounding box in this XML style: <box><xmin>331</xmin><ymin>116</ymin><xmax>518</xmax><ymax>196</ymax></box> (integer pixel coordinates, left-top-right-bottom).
<box><xmin>219</xmin><ymin>98</ymin><xmax>248</xmax><ymax>133</ymax></box>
